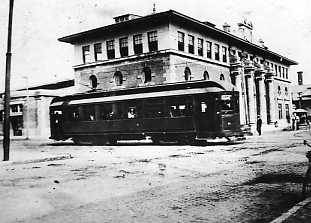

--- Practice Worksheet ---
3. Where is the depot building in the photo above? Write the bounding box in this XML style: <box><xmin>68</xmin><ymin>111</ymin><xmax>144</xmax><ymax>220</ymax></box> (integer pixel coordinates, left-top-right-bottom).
<box><xmin>59</xmin><ymin>10</ymin><xmax>297</xmax><ymax>131</ymax></box>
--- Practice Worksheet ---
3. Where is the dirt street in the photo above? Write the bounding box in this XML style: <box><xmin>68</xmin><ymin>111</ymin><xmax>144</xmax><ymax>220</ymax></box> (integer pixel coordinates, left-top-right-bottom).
<box><xmin>0</xmin><ymin>130</ymin><xmax>310</xmax><ymax>223</ymax></box>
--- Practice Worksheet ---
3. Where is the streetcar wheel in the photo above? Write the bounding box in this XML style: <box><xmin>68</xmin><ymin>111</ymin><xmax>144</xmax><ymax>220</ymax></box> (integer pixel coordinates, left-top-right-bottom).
<box><xmin>302</xmin><ymin>168</ymin><xmax>311</xmax><ymax>198</ymax></box>
<box><xmin>151</xmin><ymin>137</ymin><xmax>160</xmax><ymax>144</ymax></box>
<box><xmin>108</xmin><ymin>137</ymin><xmax>117</xmax><ymax>145</ymax></box>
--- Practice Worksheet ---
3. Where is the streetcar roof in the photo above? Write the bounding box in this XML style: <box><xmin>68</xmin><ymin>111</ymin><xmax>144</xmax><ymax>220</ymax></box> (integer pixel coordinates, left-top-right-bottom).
<box><xmin>50</xmin><ymin>80</ymin><xmax>237</xmax><ymax>106</ymax></box>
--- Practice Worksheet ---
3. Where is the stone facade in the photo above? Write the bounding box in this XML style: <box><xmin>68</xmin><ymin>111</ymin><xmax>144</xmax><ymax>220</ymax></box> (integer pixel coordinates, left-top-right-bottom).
<box><xmin>60</xmin><ymin>10</ymin><xmax>297</xmax><ymax>130</ymax></box>
<box><xmin>0</xmin><ymin>81</ymin><xmax>76</xmax><ymax>139</ymax></box>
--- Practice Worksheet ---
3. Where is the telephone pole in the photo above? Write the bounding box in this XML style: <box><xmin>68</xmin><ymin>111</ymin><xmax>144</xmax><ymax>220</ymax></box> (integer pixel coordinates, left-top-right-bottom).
<box><xmin>3</xmin><ymin>0</ymin><xmax>14</xmax><ymax>161</ymax></box>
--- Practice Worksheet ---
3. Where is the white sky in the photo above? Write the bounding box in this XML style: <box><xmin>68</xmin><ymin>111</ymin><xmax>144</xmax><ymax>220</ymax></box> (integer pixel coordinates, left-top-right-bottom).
<box><xmin>0</xmin><ymin>0</ymin><xmax>310</xmax><ymax>90</ymax></box>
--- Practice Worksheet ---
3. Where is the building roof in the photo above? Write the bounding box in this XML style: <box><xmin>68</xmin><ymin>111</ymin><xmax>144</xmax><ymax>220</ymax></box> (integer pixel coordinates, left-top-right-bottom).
<box><xmin>292</xmin><ymin>84</ymin><xmax>311</xmax><ymax>101</ymax></box>
<box><xmin>59</xmin><ymin>10</ymin><xmax>298</xmax><ymax>66</ymax></box>
<box><xmin>16</xmin><ymin>79</ymin><xmax>74</xmax><ymax>91</ymax></box>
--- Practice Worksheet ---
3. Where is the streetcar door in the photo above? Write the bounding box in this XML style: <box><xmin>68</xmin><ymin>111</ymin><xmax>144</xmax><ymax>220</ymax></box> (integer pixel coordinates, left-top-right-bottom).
<box><xmin>195</xmin><ymin>95</ymin><xmax>218</xmax><ymax>134</ymax></box>
<box><xmin>50</xmin><ymin>108</ymin><xmax>64</xmax><ymax>139</ymax></box>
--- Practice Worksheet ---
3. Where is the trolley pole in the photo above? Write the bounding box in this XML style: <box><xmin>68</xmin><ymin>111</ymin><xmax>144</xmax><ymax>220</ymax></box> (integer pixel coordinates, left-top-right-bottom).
<box><xmin>3</xmin><ymin>0</ymin><xmax>14</xmax><ymax>161</ymax></box>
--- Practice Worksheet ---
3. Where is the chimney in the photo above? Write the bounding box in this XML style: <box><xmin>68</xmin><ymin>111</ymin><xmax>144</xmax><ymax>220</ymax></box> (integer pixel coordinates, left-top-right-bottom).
<box><xmin>238</xmin><ymin>18</ymin><xmax>253</xmax><ymax>42</ymax></box>
<box><xmin>298</xmin><ymin>71</ymin><xmax>303</xmax><ymax>85</ymax></box>
<box><xmin>223</xmin><ymin>22</ymin><xmax>231</xmax><ymax>33</ymax></box>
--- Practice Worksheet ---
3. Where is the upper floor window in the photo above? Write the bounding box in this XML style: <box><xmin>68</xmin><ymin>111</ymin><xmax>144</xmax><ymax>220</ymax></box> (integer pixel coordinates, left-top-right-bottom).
<box><xmin>274</xmin><ymin>64</ymin><xmax>278</xmax><ymax>76</ymax></box>
<box><xmin>106</xmin><ymin>40</ymin><xmax>115</xmax><ymax>59</ymax></box>
<box><xmin>94</xmin><ymin>43</ymin><xmax>103</xmax><ymax>61</ymax></box>
<box><xmin>278</xmin><ymin>86</ymin><xmax>281</xmax><ymax>95</ymax></box>
<box><xmin>282</xmin><ymin>67</ymin><xmax>285</xmax><ymax>78</ymax></box>
<box><xmin>147</xmin><ymin>31</ymin><xmax>158</xmax><ymax>52</ymax></box>
<box><xmin>278</xmin><ymin>66</ymin><xmax>282</xmax><ymax>77</ymax></box>
<box><xmin>188</xmin><ymin>35</ymin><xmax>194</xmax><ymax>54</ymax></box>
<box><xmin>184</xmin><ymin>67</ymin><xmax>191</xmax><ymax>81</ymax></box>
<box><xmin>142</xmin><ymin>67</ymin><xmax>152</xmax><ymax>83</ymax></box>
<box><xmin>214</xmin><ymin>44</ymin><xmax>220</xmax><ymax>61</ymax></box>
<box><xmin>133</xmin><ymin>34</ymin><xmax>143</xmax><ymax>54</ymax></box>
<box><xmin>220</xmin><ymin>73</ymin><xmax>225</xmax><ymax>81</ymax></box>
<box><xmin>82</xmin><ymin>45</ymin><xmax>91</xmax><ymax>63</ymax></box>
<box><xmin>206</xmin><ymin>41</ymin><xmax>212</xmax><ymax>58</ymax></box>
<box><xmin>285</xmin><ymin>68</ymin><xmax>288</xmax><ymax>79</ymax></box>
<box><xmin>114</xmin><ymin>71</ymin><xmax>123</xmax><ymax>86</ymax></box>
<box><xmin>119</xmin><ymin>37</ymin><xmax>128</xmax><ymax>57</ymax></box>
<box><xmin>198</xmin><ymin>38</ymin><xmax>203</xmax><ymax>56</ymax></box>
<box><xmin>222</xmin><ymin>46</ymin><xmax>227</xmax><ymax>63</ymax></box>
<box><xmin>178</xmin><ymin>31</ymin><xmax>185</xmax><ymax>51</ymax></box>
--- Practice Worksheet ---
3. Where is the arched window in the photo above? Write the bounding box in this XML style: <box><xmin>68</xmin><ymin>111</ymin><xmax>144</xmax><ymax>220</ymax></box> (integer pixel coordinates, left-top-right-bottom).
<box><xmin>89</xmin><ymin>75</ymin><xmax>98</xmax><ymax>89</ymax></box>
<box><xmin>184</xmin><ymin>67</ymin><xmax>191</xmax><ymax>81</ymax></box>
<box><xmin>220</xmin><ymin>73</ymin><xmax>225</xmax><ymax>81</ymax></box>
<box><xmin>142</xmin><ymin>67</ymin><xmax>152</xmax><ymax>83</ymax></box>
<box><xmin>114</xmin><ymin>71</ymin><xmax>123</xmax><ymax>86</ymax></box>
<box><xmin>203</xmin><ymin>71</ymin><xmax>209</xmax><ymax>80</ymax></box>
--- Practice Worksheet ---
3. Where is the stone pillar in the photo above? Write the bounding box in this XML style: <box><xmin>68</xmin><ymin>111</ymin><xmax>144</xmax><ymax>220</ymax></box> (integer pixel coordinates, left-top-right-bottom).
<box><xmin>266</xmin><ymin>71</ymin><xmax>276</xmax><ymax>124</ymax></box>
<box><xmin>231</xmin><ymin>69</ymin><xmax>246</xmax><ymax>125</ymax></box>
<box><xmin>244</xmin><ymin>65</ymin><xmax>256</xmax><ymax>125</ymax></box>
<box><xmin>256</xmin><ymin>71</ymin><xmax>267</xmax><ymax>124</ymax></box>
<box><xmin>230</xmin><ymin>56</ymin><xmax>247</xmax><ymax>125</ymax></box>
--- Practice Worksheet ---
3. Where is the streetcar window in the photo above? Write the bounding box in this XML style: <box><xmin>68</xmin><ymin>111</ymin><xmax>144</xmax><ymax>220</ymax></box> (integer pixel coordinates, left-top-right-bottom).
<box><xmin>99</xmin><ymin>104</ymin><xmax>113</xmax><ymax>120</ymax></box>
<box><xmin>201</xmin><ymin>102</ymin><xmax>208</xmax><ymax>113</ymax></box>
<box><xmin>144</xmin><ymin>99</ymin><xmax>165</xmax><ymax>118</ymax></box>
<box><xmin>167</xmin><ymin>97</ymin><xmax>193</xmax><ymax>117</ymax></box>
<box><xmin>83</xmin><ymin>105</ymin><xmax>95</xmax><ymax>121</ymax></box>
<box><xmin>127</xmin><ymin>107</ymin><xmax>136</xmax><ymax>119</ymax></box>
<box><xmin>53</xmin><ymin>110</ymin><xmax>62</xmax><ymax>115</ymax></box>
<box><xmin>220</xmin><ymin>94</ymin><xmax>234</xmax><ymax>113</ymax></box>
<box><xmin>67</xmin><ymin>107</ymin><xmax>79</xmax><ymax>121</ymax></box>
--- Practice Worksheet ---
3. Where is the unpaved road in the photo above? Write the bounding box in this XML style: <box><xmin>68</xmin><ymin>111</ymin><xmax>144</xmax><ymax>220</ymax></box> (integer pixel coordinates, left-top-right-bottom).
<box><xmin>0</xmin><ymin>130</ymin><xmax>310</xmax><ymax>223</ymax></box>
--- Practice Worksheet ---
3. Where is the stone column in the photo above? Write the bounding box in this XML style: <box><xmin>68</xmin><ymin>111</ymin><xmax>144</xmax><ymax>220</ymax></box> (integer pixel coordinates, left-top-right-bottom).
<box><xmin>266</xmin><ymin>71</ymin><xmax>276</xmax><ymax>124</ymax></box>
<box><xmin>256</xmin><ymin>71</ymin><xmax>267</xmax><ymax>124</ymax></box>
<box><xmin>230</xmin><ymin>56</ymin><xmax>246</xmax><ymax>125</ymax></box>
<box><xmin>244</xmin><ymin>64</ymin><xmax>256</xmax><ymax>125</ymax></box>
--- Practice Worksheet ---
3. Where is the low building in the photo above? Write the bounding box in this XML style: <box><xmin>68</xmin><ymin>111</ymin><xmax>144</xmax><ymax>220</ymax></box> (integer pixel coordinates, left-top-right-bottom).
<box><xmin>0</xmin><ymin>79</ymin><xmax>75</xmax><ymax>138</ymax></box>
<box><xmin>59</xmin><ymin>10</ymin><xmax>297</xmax><ymax>131</ymax></box>
<box><xmin>292</xmin><ymin>71</ymin><xmax>311</xmax><ymax>120</ymax></box>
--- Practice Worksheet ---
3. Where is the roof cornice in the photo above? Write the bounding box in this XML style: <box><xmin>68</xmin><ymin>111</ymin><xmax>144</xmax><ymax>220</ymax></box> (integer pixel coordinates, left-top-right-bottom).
<box><xmin>59</xmin><ymin>9</ymin><xmax>298</xmax><ymax>66</ymax></box>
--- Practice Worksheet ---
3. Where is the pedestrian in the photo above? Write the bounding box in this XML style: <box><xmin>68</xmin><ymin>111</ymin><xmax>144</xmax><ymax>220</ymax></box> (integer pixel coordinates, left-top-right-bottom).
<box><xmin>291</xmin><ymin>114</ymin><xmax>296</xmax><ymax>130</ymax></box>
<box><xmin>257</xmin><ymin>115</ymin><xmax>262</xmax><ymax>135</ymax></box>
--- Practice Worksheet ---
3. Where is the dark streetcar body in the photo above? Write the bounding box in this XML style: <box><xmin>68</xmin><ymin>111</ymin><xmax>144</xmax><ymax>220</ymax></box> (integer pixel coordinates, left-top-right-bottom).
<box><xmin>50</xmin><ymin>80</ymin><xmax>243</xmax><ymax>145</ymax></box>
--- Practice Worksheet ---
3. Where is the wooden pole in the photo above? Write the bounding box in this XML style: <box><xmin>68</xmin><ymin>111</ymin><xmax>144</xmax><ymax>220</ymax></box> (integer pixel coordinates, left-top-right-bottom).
<box><xmin>3</xmin><ymin>0</ymin><xmax>14</xmax><ymax>161</ymax></box>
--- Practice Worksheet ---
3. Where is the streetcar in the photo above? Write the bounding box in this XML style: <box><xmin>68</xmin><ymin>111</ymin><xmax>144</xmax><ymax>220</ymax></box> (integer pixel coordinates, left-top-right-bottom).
<box><xmin>49</xmin><ymin>80</ymin><xmax>243</xmax><ymax>145</ymax></box>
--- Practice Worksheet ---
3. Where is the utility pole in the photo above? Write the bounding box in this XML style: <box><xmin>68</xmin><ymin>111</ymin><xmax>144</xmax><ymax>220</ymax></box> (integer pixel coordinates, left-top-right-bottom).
<box><xmin>3</xmin><ymin>0</ymin><xmax>14</xmax><ymax>161</ymax></box>
<box><xmin>22</xmin><ymin>75</ymin><xmax>29</xmax><ymax>140</ymax></box>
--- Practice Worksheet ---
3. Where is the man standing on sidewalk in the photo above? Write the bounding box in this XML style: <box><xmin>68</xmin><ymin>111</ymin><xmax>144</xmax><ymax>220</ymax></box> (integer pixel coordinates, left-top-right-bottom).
<box><xmin>257</xmin><ymin>115</ymin><xmax>262</xmax><ymax>135</ymax></box>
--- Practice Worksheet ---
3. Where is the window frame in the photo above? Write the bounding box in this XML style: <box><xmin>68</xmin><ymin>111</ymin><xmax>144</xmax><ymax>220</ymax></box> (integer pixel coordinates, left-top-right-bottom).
<box><xmin>133</xmin><ymin>34</ymin><xmax>143</xmax><ymax>54</ymax></box>
<box><xmin>178</xmin><ymin>31</ymin><xmax>185</xmax><ymax>51</ymax></box>
<box><xmin>214</xmin><ymin>43</ymin><xmax>220</xmax><ymax>61</ymax></box>
<box><xmin>206</xmin><ymin>41</ymin><xmax>212</xmax><ymax>58</ymax></box>
<box><xmin>119</xmin><ymin>37</ymin><xmax>129</xmax><ymax>57</ymax></box>
<box><xmin>188</xmin><ymin>35</ymin><xmax>194</xmax><ymax>54</ymax></box>
<box><xmin>147</xmin><ymin>31</ymin><xmax>158</xmax><ymax>52</ymax></box>
<box><xmin>198</xmin><ymin>38</ymin><xmax>203</xmax><ymax>56</ymax></box>
<box><xmin>82</xmin><ymin>45</ymin><xmax>91</xmax><ymax>63</ymax></box>
<box><xmin>94</xmin><ymin>43</ymin><xmax>103</xmax><ymax>61</ymax></box>
<box><xmin>222</xmin><ymin>46</ymin><xmax>227</xmax><ymax>63</ymax></box>
<box><xmin>106</xmin><ymin>40</ymin><xmax>115</xmax><ymax>59</ymax></box>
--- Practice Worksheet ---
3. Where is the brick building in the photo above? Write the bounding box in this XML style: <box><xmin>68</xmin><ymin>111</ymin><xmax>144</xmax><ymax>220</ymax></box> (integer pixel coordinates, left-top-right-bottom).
<box><xmin>59</xmin><ymin>10</ymin><xmax>297</xmax><ymax>130</ymax></box>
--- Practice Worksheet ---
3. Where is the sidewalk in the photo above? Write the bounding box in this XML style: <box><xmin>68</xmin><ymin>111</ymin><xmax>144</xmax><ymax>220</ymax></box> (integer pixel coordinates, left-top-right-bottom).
<box><xmin>271</xmin><ymin>196</ymin><xmax>311</xmax><ymax>223</ymax></box>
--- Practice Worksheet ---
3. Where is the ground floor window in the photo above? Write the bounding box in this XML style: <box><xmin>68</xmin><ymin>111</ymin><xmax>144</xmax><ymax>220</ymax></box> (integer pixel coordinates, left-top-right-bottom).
<box><xmin>278</xmin><ymin>103</ymin><xmax>283</xmax><ymax>119</ymax></box>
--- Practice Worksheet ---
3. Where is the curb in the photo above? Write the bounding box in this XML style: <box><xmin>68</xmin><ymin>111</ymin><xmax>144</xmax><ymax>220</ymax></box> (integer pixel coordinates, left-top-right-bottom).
<box><xmin>270</xmin><ymin>197</ymin><xmax>311</xmax><ymax>223</ymax></box>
